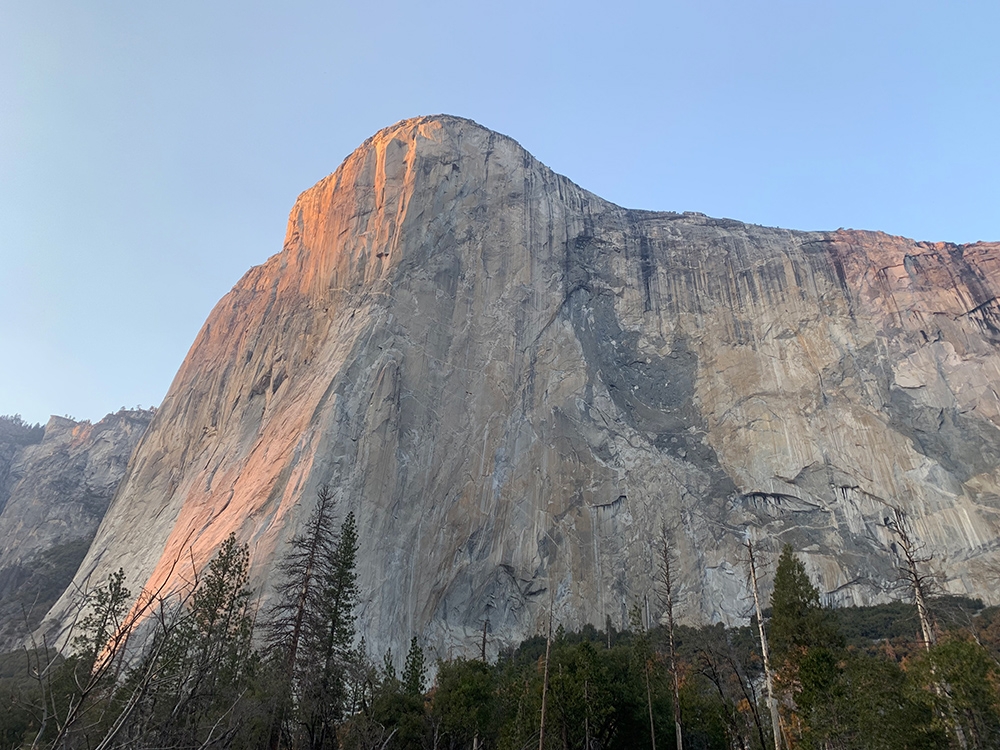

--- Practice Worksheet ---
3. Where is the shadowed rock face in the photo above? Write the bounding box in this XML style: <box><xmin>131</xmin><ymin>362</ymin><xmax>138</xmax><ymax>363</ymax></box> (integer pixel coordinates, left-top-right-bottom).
<box><xmin>42</xmin><ymin>116</ymin><xmax>1000</xmax><ymax>661</ymax></box>
<box><xmin>0</xmin><ymin>410</ymin><xmax>153</xmax><ymax>648</ymax></box>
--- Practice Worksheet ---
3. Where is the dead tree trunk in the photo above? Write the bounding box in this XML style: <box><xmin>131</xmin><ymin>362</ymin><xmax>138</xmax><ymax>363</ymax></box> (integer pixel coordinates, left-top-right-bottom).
<box><xmin>538</xmin><ymin>610</ymin><xmax>552</xmax><ymax>750</ymax></box>
<box><xmin>885</xmin><ymin>508</ymin><xmax>970</xmax><ymax>748</ymax></box>
<box><xmin>746</xmin><ymin>540</ymin><xmax>782</xmax><ymax>750</ymax></box>
<box><xmin>657</xmin><ymin>526</ymin><xmax>683</xmax><ymax>750</ymax></box>
<box><xmin>886</xmin><ymin>507</ymin><xmax>936</xmax><ymax>649</ymax></box>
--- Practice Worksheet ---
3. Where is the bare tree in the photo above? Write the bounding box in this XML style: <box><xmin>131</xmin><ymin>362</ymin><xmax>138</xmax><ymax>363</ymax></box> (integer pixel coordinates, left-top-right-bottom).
<box><xmin>745</xmin><ymin>539</ymin><xmax>782</xmax><ymax>750</ymax></box>
<box><xmin>538</xmin><ymin>607</ymin><xmax>552</xmax><ymax>750</ymax></box>
<box><xmin>24</xmin><ymin>565</ymin><xmax>177</xmax><ymax>750</ymax></box>
<box><xmin>656</xmin><ymin>524</ymin><xmax>683</xmax><ymax>750</ymax></box>
<box><xmin>885</xmin><ymin>507</ymin><xmax>971</xmax><ymax>749</ymax></box>
<box><xmin>885</xmin><ymin>507</ymin><xmax>937</xmax><ymax>649</ymax></box>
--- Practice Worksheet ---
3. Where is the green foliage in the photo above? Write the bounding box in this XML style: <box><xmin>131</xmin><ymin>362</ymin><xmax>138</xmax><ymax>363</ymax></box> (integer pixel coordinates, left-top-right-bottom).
<box><xmin>547</xmin><ymin>640</ymin><xmax>618</xmax><ymax>750</ymax></box>
<box><xmin>836</xmin><ymin>653</ymin><xmax>943</xmax><ymax>750</ymax></box>
<box><xmin>143</xmin><ymin>533</ymin><xmax>257</xmax><ymax>747</ymax></box>
<box><xmin>10</xmin><ymin>518</ymin><xmax>1000</xmax><ymax>750</ymax></box>
<box><xmin>769</xmin><ymin>545</ymin><xmax>840</xmax><ymax>663</ymax></box>
<box><xmin>382</xmin><ymin>647</ymin><xmax>397</xmax><ymax>681</ymax></box>
<box><xmin>345</xmin><ymin>647</ymin><xmax>427</xmax><ymax>750</ymax></box>
<box><xmin>0</xmin><ymin>414</ymin><xmax>44</xmax><ymax>445</ymax></box>
<box><xmin>834</xmin><ymin>595</ymin><xmax>985</xmax><ymax>649</ymax></box>
<box><xmin>672</xmin><ymin>622</ymin><xmax>769</xmax><ymax>749</ymax></box>
<box><xmin>402</xmin><ymin>637</ymin><xmax>426</xmax><ymax>697</ymax></box>
<box><xmin>20</xmin><ymin>567</ymin><xmax>137</xmax><ymax>749</ymax></box>
<box><xmin>265</xmin><ymin>486</ymin><xmax>340</xmax><ymax>669</ymax></box>
<box><xmin>768</xmin><ymin>546</ymin><xmax>845</xmax><ymax>748</ymax></box>
<box><xmin>264</xmin><ymin>487</ymin><xmax>361</xmax><ymax>749</ymax></box>
<box><xmin>433</xmin><ymin>658</ymin><xmax>497</xmax><ymax>747</ymax></box>
<box><xmin>911</xmin><ymin>637</ymin><xmax>1000</xmax><ymax>749</ymax></box>
<box><xmin>0</xmin><ymin>649</ymin><xmax>47</xmax><ymax>749</ymax></box>
<box><xmin>677</xmin><ymin>678</ymin><xmax>730</xmax><ymax>750</ymax></box>
<box><xmin>783</xmin><ymin>646</ymin><xmax>948</xmax><ymax>750</ymax></box>
<box><xmin>72</xmin><ymin>567</ymin><xmax>131</xmax><ymax>664</ymax></box>
<box><xmin>794</xmin><ymin>646</ymin><xmax>843</xmax><ymax>744</ymax></box>
<box><xmin>300</xmin><ymin>509</ymin><xmax>360</xmax><ymax>748</ymax></box>
<box><xmin>495</xmin><ymin>628</ymin><xmax>675</xmax><ymax>750</ymax></box>
<box><xmin>761</xmin><ymin>546</ymin><xmax>985</xmax><ymax>750</ymax></box>
<box><xmin>326</xmin><ymin>510</ymin><xmax>359</xmax><ymax>655</ymax></box>
<box><xmin>56</xmin><ymin>533</ymin><xmax>261</xmax><ymax>749</ymax></box>
<box><xmin>372</xmin><ymin>688</ymin><xmax>427</xmax><ymax>749</ymax></box>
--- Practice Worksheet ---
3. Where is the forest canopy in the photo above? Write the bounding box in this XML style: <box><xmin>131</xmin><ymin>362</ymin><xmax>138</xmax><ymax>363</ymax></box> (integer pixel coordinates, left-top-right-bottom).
<box><xmin>2</xmin><ymin>506</ymin><xmax>999</xmax><ymax>750</ymax></box>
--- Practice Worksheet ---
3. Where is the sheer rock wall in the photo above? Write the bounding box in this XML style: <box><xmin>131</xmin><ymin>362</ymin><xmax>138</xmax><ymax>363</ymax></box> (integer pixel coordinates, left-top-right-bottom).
<box><xmin>0</xmin><ymin>410</ymin><xmax>152</xmax><ymax>647</ymax></box>
<box><xmin>42</xmin><ymin>116</ymin><xmax>1000</xmax><ymax>661</ymax></box>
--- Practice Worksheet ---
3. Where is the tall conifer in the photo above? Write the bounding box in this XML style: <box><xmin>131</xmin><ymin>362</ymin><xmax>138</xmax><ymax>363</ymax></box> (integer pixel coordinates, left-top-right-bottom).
<box><xmin>264</xmin><ymin>485</ymin><xmax>360</xmax><ymax>749</ymax></box>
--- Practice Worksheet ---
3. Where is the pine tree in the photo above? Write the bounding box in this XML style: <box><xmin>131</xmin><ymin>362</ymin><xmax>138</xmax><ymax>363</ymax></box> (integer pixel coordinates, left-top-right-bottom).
<box><xmin>98</xmin><ymin>533</ymin><xmax>257</xmax><ymax>749</ymax></box>
<box><xmin>321</xmin><ymin>511</ymin><xmax>359</xmax><ymax>664</ymax></box>
<box><xmin>71</xmin><ymin>568</ymin><xmax>132</xmax><ymax>668</ymax></box>
<box><xmin>768</xmin><ymin>544</ymin><xmax>842</xmax><ymax>747</ymax></box>
<box><xmin>382</xmin><ymin>648</ymin><xmax>397</xmax><ymax>683</ymax></box>
<box><xmin>402</xmin><ymin>637</ymin><xmax>426</xmax><ymax>698</ymax></box>
<box><xmin>160</xmin><ymin>533</ymin><xmax>256</xmax><ymax>747</ymax></box>
<box><xmin>301</xmin><ymin>510</ymin><xmax>360</xmax><ymax>748</ymax></box>
<box><xmin>364</xmin><ymin>638</ymin><xmax>427</xmax><ymax>749</ymax></box>
<box><xmin>266</xmin><ymin>486</ymin><xmax>338</xmax><ymax>673</ymax></box>
<box><xmin>769</xmin><ymin>545</ymin><xmax>839</xmax><ymax>662</ymax></box>
<box><xmin>32</xmin><ymin>568</ymin><xmax>134</xmax><ymax>749</ymax></box>
<box><xmin>264</xmin><ymin>486</ymin><xmax>360</xmax><ymax>749</ymax></box>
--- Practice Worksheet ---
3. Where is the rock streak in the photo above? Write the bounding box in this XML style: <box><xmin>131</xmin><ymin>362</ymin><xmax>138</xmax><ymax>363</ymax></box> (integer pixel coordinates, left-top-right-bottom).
<box><xmin>42</xmin><ymin>116</ymin><xmax>1000</xmax><ymax>661</ymax></box>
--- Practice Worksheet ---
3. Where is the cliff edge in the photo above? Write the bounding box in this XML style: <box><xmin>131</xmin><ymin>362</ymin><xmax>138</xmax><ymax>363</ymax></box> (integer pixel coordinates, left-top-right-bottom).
<box><xmin>41</xmin><ymin>116</ymin><xmax>1000</xmax><ymax>661</ymax></box>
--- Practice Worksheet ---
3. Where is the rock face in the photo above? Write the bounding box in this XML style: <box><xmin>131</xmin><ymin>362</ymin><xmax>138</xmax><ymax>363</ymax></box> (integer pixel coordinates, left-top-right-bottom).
<box><xmin>42</xmin><ymin>116</ymin><xmax>1000</xmax><ymax>662</ymax></box>
<box><xmin>0</xmin><ymin>410</ymin><xmax>153</xmax><ymax>648</ymax></box>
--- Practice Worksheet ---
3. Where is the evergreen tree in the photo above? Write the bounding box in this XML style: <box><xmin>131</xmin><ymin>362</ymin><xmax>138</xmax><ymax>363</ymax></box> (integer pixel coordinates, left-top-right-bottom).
<box><xmin>402</xmin><ymin>637</ymin><xmax>426</xmax><ymax>697</ymax></box>
<box><xmin>157</xmin><ymin>533</ymin><xmax>256</xmax><ymax>747</ymax></box>
<box><xmin>769</xmin><ymin>545</ymin><xmax>841</xmax><ymax>662</ymax></box>
<box><xmin>832</xmin><ymin>652</ymin><xmax>944</xmax><ymax>750</ymax></box>
<box><xmin>301</xmin><ymin>510</ymin><xmax>360</xmax><ymax>748</ymax></box>
<box><xmin>548</xmin><ymin>640</ymin><xmax>617</xmax><ymax>750</ymax></box>
<box><xmin>263</xmin><ymin>485</ymin><xmax>338</xmax><ymax>748</ymax></box>
<box><xmin>433</xmin><ymin>658</ymin><xmax>498</xmax><ymax>749</ymax></box>
<box><xmin>95</xmin><ymin>533</ymin><xmax>258</xmax><ymax>749</ymax></box>
<box><xmin>266</xmin><ymin>486</ymin><xmax>339</xmax><ymax>672</ymax></box>
<box><xmin>353</xmin><ymin>641</ymin><xmax>426</xmax><ymax>750</ymax></box>
<box><xmin>264</xmin><ymin>486</ymin><xmax>360</xmax><ymax>749</ymax></box>
<box><xmin>30</xmin><ymin>568</ymin><xmax>135</xmax><ymax>749</ymax></box>
<box><xmin>768</xmin><ymin>544</ymin><xmax>842</xmax><ymax>748</ymax></box>
<box><xmin>321</xmin><ymin>511</ymin><xmax>359</xmax><ymax>664</ymax></box>
<box><xmin>382</xmin><ymin>648</ymin><xmax>397</xmax><ymax>682</ymax></box>
<box><xmin>914</xmin><ymin>638</ymin><xmax>1000</xmax><ymax>749</ymax></box>
<box><xmin>72</xmin><ymin>568</ymin><xmax>132</xmax><ymax>668</ymax></box>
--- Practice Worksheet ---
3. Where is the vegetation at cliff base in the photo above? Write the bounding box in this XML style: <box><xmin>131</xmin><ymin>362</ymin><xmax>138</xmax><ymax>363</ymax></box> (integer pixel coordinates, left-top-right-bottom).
<box><xmin>3</xmin><ymin>512</ymin><xmax>1000</xmax><ymax>749</ymax></box>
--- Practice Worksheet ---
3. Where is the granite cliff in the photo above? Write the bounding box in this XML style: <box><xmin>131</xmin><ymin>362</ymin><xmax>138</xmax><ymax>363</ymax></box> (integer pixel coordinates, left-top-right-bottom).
<box><xmin>0</xmin><ymin>410</ymin><xmax>153</xmax><ymax>648</ymax></box>
<box><xmin>42</xmin><ymin>116</ymin><xmax>1000</xmax><ymax>661</ymax></box>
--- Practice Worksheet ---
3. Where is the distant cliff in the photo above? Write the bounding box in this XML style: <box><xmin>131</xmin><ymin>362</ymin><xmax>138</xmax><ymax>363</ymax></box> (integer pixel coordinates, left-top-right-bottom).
<box><xmin>0</xmin><ymin>410</ymin><xmax>153</xmax><ymax>648</ymax></box>
<box><xmin>41</xmin><ymin>116</ymin><xmax>1000</xmax><ymax>662</ymax></box>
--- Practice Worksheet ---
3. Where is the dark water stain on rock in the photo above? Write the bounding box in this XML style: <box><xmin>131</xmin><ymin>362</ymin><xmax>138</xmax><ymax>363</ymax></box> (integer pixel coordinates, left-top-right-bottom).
<box><xmin>886</xmin><ymin>387</ymin><xmax>1000</xmax><ymax>483</ymax></box>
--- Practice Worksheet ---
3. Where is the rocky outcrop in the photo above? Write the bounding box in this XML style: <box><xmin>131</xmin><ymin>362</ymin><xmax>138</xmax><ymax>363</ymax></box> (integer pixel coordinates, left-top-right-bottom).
<box><xmin>0</xmin><ymin>410</ymin><xmax>153</xmax><ymax>648</ymax></box>
<box><xmin>42</xmin><ymin>116</ymin><xmax>1000</xmax><ymax>663</ymax></box>
<box><xmin>0</xmin><ymin>416</ymin><xmax>45</xmax><ymax>517</ymax></box>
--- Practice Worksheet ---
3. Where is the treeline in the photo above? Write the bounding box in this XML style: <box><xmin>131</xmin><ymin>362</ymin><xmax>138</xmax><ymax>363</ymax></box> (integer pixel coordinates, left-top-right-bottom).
<box><xmin>0</xmin><ymin>486</ymin><xmax>360</xmax><ymax>750</ymax></box>
<box><xmin>3</xmin><ymin>496</ymin><xmax>1000</xmax><ymax>750</ymax></box>
<box><xmin>0</xmin><ymin>415</ymin><xmax>44</xmax><ymax>447</ymax></box>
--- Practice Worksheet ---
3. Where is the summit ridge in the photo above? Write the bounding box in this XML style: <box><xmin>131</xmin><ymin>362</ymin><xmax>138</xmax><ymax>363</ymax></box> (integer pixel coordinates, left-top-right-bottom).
<box><xmin>40</xmin><ymin>117</ymin><xmax>1000</xmax><ymax>661</ymax></box>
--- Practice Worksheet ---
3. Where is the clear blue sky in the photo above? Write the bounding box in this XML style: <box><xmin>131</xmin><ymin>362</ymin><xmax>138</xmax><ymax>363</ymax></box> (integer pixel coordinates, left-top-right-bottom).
<box><xmin>2</xmin><ymin>1</ymin><xmax>998</xmax><ymax>425</ymax></box>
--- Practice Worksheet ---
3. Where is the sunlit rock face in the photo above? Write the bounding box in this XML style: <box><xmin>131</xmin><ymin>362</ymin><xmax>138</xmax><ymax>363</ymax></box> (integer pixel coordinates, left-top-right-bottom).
<box><xmin>42</xmin><ymin>116</ymin><xmax>1000</xmax><ymax>660</ymax></box>
<box><xmin>0</xmin><ymin>410</ymin><xmax>152</xmax><ymax>648</ymax></box>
